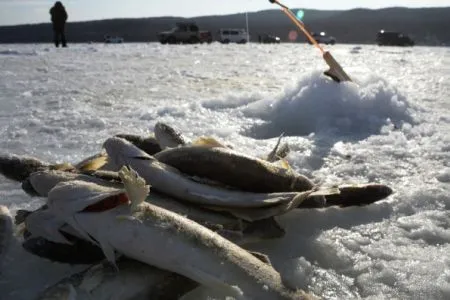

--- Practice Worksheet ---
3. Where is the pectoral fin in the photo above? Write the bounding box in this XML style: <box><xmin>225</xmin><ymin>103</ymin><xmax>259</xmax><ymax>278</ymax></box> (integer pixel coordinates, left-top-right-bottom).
<box><xmin>118</xmin><ymin>166</ymin><xmax>150</xmax><ymax>212</ymax></box>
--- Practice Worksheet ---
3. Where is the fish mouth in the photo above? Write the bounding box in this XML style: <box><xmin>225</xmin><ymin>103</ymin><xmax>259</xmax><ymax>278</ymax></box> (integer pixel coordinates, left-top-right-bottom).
<box><xmin>21</xmin><ymin>178</ymin><xmax>39</xmax><ymax>196</ymax></box>
<box><xmin>154</xmin><ymin>122</ymin><xmax>170</xmax><ymax>135</ymax></box>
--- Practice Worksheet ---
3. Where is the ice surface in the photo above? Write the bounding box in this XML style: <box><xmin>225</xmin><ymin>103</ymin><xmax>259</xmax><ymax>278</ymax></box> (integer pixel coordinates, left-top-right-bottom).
<box><xmin>0</xmin><ymin>42</ymin><xmax>449</xmax><ymax>299</ymax></box>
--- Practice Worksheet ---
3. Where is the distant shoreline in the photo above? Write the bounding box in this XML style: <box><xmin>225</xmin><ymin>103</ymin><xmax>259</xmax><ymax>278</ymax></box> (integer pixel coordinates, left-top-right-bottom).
<box><xmin>1</xmin><ymin>7</ymin><xmax>449</xmax><ymax>46</ymax></box>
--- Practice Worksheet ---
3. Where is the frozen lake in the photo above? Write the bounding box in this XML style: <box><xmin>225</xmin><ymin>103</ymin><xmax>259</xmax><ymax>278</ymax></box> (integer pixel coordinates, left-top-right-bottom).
<box><xmin>0</xmin><ymin>42</ymin><xmax>449</xmax><ymax>299</ymax></box>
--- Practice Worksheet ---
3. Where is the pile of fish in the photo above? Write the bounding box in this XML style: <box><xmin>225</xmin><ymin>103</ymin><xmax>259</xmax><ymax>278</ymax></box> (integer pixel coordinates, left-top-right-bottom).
<box><xmin>0</xmin><ymin>122</ymin><xmax>393</xmax><ymax>300</ymax></box>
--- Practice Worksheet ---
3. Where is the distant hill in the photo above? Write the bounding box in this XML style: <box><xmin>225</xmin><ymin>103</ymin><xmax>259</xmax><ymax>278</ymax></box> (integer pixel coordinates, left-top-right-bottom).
<box><xmin>0</xmin><ymin>7</ymin><xmax>449</xmax><ymax>45</ymax></box>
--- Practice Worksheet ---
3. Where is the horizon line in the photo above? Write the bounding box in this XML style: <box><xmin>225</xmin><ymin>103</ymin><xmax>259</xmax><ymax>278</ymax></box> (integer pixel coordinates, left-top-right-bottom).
<box><xmin>1</xmin><ymin>5</ymin><xmax>449</xmax><ymax>27</ymax></box>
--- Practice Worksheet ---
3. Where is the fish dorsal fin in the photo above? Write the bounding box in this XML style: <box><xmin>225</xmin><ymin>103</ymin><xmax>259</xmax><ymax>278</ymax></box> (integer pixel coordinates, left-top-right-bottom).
<box><xmin>192</xmin><ymin>136</ymin><xmax>228</xmax><ymax>148</ymax></box>
<box><xmin>266</xmin><ymin>133</ymin><xmax>284</xmax><ymax>162</ymax></box>
<box><xmin>118</xmin><ymin>166</ymin><xmax>150</xmax><ymax>212</ymax></box>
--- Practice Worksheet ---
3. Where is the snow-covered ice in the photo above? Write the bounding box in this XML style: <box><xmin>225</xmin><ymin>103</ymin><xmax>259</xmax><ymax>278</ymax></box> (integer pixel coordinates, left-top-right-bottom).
<box><xmin>0</xmin><ymin>42</ymin><xmax>449</xmax><ymax>299</ymax></box>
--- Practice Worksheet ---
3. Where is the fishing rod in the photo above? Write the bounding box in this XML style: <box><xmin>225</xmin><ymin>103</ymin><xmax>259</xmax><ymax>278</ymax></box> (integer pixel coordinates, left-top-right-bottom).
<box><xmin>269</xmin><ymin>0</ymin><xmax>352</xmax><ymax>83</ymax></box>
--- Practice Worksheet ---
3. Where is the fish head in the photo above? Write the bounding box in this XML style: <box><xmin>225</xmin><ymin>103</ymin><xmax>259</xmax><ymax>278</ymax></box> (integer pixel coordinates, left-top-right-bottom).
<box><xmin>153</xmin><ymin>122</ymin><xmax>186</xmax><ymax>148</ymax></box>
<box><xmin>103</xmin><ymin>137</ymin><xmax>155</xmax><ymax>170</ymax></box>
<box><xmin>47</xmin><ymin>180</ymin><xmax>128</xmax><ymax>218</ymax></box>
<box><xmin>0</xmin><ymin>154</ymin><xmax>49</xmax><ymax>182</ymax></box>
<box><xmin>22</xmin><ymin>170</ymin><xmax>74</xmax><ymax>197</ymax></box>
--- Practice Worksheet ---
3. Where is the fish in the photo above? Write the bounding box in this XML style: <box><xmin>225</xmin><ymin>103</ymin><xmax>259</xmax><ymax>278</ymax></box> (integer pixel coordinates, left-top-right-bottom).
<box><xmin>21</xmin><ymin>169</ymin><xmax>285</xmax><ymax>242</ymax></box>
<box><xmin>37</xmin><ymin>257</ymin><xmax>197</xmax><ymax>300</ymax></box>
<box><xmin>45</xmin><ymin>167</ymin><xmax>314</xmax><ymax>300</ymax></box>
<box><xmin>103</xmin><ymin>137</ymin><xmax>306</xmax><ymax>208</ymax></box>
<box><xmin>0</xmin><ymin>153</ymin><xmax>107</xmax><ymax>183</ymax></box>
<box><xmin>323</xmin><ymin>183</ymin><xmax>393</xmax><ymax>207</ymax></box>
<box><xmin>22</xmin><ymin>169</ymin><xmax>122</xmax><ymax>197</ymax></box>
<box><xmin>153</xmin><ymin>144</ymin><xmax>314</xmax><ymax>193</ymax></box>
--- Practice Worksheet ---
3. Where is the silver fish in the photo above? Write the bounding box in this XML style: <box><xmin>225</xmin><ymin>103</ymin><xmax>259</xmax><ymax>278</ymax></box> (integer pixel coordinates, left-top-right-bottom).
<box><xmin>22</xmin><ymin>170</ymin><xmax>122</xmax><ymax>197</ymax></box>
<box><xmin>153</xmin><ymin>145</ymin><xmax>313</xmax><ymax>194</ymax></box>
<box><xmin>22</xmin><ymin>170</ymin><xmax>285</xmax><ymax>244</ymax></box>
<box><xmin>45</xmin><ymin>168</ymin><xmax>314</xmax><ymax>300</ymax></box>
<box><xmin>103</xmin><ymin>137</ymin><xmax>304</xmax><ymax>208</ymax></box>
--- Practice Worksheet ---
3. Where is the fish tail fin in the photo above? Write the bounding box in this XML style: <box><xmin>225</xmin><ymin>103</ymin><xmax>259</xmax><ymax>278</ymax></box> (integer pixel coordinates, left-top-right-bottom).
<box><xmin>192</xmin><ymin>136</ymin><xmax>227</xmax><ymax>148</ymax></box>
<box><xmin>118</xmin><ymin>166</ymin><xmax>150</xmax><ymax>212</ymax></box>
<box><xmin>76</xmin><ymin>153</ymin><xmax>108</xmax><ymax>172</ymax></box>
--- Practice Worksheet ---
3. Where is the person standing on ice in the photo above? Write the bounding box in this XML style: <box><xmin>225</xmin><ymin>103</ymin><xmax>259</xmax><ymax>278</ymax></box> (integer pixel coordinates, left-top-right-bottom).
<box><xmin>49</xmin><ymin>1</ymin><xmax>68</xmax><ymax>47</ymax></box>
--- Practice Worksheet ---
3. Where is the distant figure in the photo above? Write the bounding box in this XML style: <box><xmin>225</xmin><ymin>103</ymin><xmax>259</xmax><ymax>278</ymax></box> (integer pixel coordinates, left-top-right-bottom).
<box><xmin>49</xmin><ymin>1</ymin><xmax>68</xmax><ymax>47</ymax></box>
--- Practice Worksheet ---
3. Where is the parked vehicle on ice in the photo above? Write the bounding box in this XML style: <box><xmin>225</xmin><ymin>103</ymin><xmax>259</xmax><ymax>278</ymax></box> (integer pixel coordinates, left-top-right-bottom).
<box><xmin>158</xmin><ymin>22</ymin><xmax>212</xmax><ymax>44</ymax></box>
<box><xmin>218</xmin><ymin>28</ymin><xmax>249</xmax><ymax>44</ymax></box>
<box><xmin>309</xmin><ymin>32</ymin><xmax>336</xmax><ymax>45</ymax></box>
<box><xmin>260</xmin><ymin>34</ymin><xmax>281</xmax><ymax>44</ymax></box>
<box><xmin>376</xmin><ymin>30</ymin><xmax>414</xmax><ymax>46</ymax></box>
